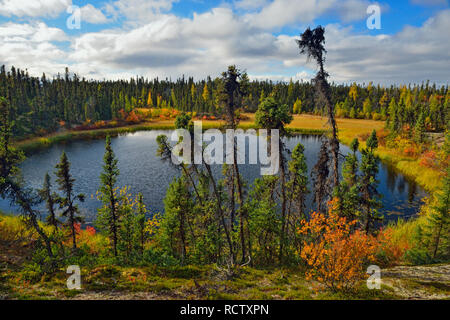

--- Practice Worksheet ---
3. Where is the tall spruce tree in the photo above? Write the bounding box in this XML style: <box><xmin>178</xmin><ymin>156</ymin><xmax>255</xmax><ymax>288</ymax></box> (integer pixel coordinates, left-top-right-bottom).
<box><xmin>297</xmin><ymin>26</ymin><xmax>340</xmax><ymax>191</ymax></box>
<box><xmin>360</xmin><ymin>130</ymin><xmax>382</xmax><ymax>234</ymax></box>
<box><xmin>286</xmin><ymin>142</ymin><xmax>309</xmax><ymax>254</ymax></box>
<box><xmin>338</xmin><ymin>138</ymin><xmax>361</xmax><ymax>220</ymax></box>
<box><xmin>218</xmin><ymin>65</ymin><xmax>249</xmax><ymax>264</ymax></box>
<box><xmin>55</xmin><ymin>151</ymin><xmax>85</xmax><ymax>250</ymax></box>
<box><xmin>38</xmin><ymin>173</ymin><xmax>59</xmax><ymax>230</ymax></box>
<box><xmin>414</xmin><ymin>112</ymin><xmax>426</xmax><ymax>143</ymax></box>
<box><xmin>97</xmin><ymin>135</ymin><xmax>120</xmax><ymax>257</ymax></box>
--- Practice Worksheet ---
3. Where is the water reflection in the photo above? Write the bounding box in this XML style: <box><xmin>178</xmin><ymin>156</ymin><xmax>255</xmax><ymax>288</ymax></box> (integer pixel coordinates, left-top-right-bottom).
<box><xmin>0</xmin><ymin>131</ymin><xmax>427</xmax><ymax>223</ymax></box>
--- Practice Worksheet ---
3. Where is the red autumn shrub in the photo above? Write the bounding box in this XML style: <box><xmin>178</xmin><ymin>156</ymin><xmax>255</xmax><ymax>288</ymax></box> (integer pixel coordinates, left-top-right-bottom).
<box><xmin>298</xmin><ymin>199</ymin><xmax>379</xmax><ymax>292</ymax></box>
<box><xmin>126</xmin><ymin>110</ymin><xmax>140</xmax><ymax>123</ymax></box>
<box><xmin>419</xmin><ymin>150</ymin><xmax>439</xmax><ymax>169</ymax></box>
<box><xmin>375</xmin><ymin>228</ymin><xmax>410</xmax><ymax>267</ymax></box>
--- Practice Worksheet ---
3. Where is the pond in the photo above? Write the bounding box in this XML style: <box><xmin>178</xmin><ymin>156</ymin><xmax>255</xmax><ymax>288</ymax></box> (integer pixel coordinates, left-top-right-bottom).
<box><xmin>0</xmin><ymin>131</ymin><xmax>426</xmax><ymax>223</ymax></box>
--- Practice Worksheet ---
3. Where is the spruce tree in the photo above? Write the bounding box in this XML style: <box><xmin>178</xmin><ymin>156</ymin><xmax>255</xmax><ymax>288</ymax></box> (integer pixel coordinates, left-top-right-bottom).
<box><xmin>96</xmin><ymin>135</ymin><xmax>120</xmax><ymax>257</ymax></box>
<box><xmin>255</xmin><ymin>96</ymin><xmax>293</xmax><ymax>263</ymax></box>
<box><xmin>38</xmin><ymin>173</ymin><xmax>59</xmax><ymax>230</ymax></box>
<box><xmin>360</xmin><ymin>130</ymin><xmax>382</xmax><ymax>234</ymax></box>
<box><xmin>218</xmin><ymin>65</ymin><xmax>249</xmax><ymax>264</ymax></box>
<box><xmin>287</xmin><ymin>142</ymin><xmax>309</xmax><ymax>254</ymax></box>
<box><xmin>287</xmin><ymin>142</ymin><xmax>309</xmax><ymax>217</ymax></box>
<box><xmin>427</xmin><ymin>133</ymin><xmax>450</xmax><ymax>259</ymax></box>
<box><xmin>118</xmin><ymin>187</ymin><xmax>136</xmax><ymax>262</ymax></box>
<box><xmin>246</xmin><ymin>176</ymin><xmax>280</xmax><ymax>265</ymax></box>
<box><xmin>136</xmin><ymin>192</ymin><xmax>147</xmax><ymax>256</ymax></box>
<box><xmin>338</xmin><ymin>138</ymin><xmax>361</xmax><ymax>220</ymax></box>
<box><xmin>55</xmin><ymin>151</ymin><xmax>85</xmax><ymax>250</ymax></box>
<box><xmin>160</xmin><ymin>175</ymin><xmax>193</xmax><ymax>264</ymax></box>
<box><xmin>297</xmin><ymin>26</ymin><xmax>340</xmax><ymax>191</ymax></box>
<box><xmin>414</xmin><ymin>112</ymin><xmax>426</xmax><ymax>143</ymax></box>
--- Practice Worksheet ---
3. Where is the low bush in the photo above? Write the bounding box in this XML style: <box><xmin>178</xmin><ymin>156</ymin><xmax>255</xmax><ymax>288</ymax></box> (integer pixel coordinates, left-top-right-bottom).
<box><xmin>298</xmin><ymin>199</ymin><xmax>380</xmax><ymax>292</ymax></box>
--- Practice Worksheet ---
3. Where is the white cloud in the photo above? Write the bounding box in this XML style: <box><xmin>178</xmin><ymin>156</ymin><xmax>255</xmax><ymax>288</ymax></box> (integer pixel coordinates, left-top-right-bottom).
<box><xmin>250</xmin><ymin>71</ymin><xmax>313</xmax><ymax>82</ymax></box>
<box><xmin>0</xmin><ymin>22</ymin><xmax>68</xmax><ymax>42</ymax></box>
<box><xmin>68</xmin><ymin>8</ymin><xmax>286</xmax><ymax>79</ymax></box>
<box><xmin>108</xmin><ymin>0</ymin><xmax>178</xmax><ymax>25</ymax></box>
<box><xmin>68</xmin><ymin>7</ymin><xmax>450</xmax><ymax>85</ymax></box>
<box><xmin>80</xmin><ymin>4</ymin><xmax>110</xmax><ymax>24</ymax></box>
<box><xmin>244</xmin><ymin>0</ymin><xmax>373</xmax><ymax>30</ymax></box>
<box><xmin>0</xmin><ymin>3</ymin><xmax>448</xmax><ymax>85</ymax></box>
<box><xmin>320</xmin><ymin>10</ymin><xmax>450</xmax><ymax>84</ymax></box>
<box><xmin>0</xmin><ymin>0</ymin><xmax>71</xmax><ymax>18</ymax></box>
<box><xmin>0</xmin><ymin>22</ymin><xmax>68</xmax><ymax>75</ymax></box>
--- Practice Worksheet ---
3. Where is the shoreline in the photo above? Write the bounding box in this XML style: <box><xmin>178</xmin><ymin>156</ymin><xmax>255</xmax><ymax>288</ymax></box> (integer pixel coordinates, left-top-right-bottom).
<box><xmin>14</xmin><ymin>120</ymin><xmax>325</xmax><ymax>155</ymax></box>
<box><xmin>13</xmin><ymin>116</ymin><xmax>441</xmax><ymax>194</ymax></box>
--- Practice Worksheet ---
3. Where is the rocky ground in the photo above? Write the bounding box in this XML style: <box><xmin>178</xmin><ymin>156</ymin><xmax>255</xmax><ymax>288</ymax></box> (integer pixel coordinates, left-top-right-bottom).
<box><xmin>1</xmin><ymin>239</ymin><xmax>449</xmax><ymax>300</ymax></box>
<box><xmin>382</xmin><ymin>264</ymin><xmax>450</xmax><ymax>300</ymax></box>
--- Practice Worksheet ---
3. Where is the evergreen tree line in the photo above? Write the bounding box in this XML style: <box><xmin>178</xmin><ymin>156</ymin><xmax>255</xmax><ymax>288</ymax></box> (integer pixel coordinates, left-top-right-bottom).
<box><xmin>1</xmin><ymin>64</ymin><xmax>448</xmax><ymax>139</ymax></box>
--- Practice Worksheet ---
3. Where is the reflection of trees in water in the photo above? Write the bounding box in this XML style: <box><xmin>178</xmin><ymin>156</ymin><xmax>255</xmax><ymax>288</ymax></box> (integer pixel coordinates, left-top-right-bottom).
<box><xmin>397</xmin><ymin>176</ymin><xmax>406</xmax><ymax>194</ymax></box>
<box><xmin>408</xmin><ymin>182</ymin><xmax>417</xmax><ymax>203</ymax></box>
<box><xmin>385</xmin><ymin>163</ymin><xmax>398</xmax><ymax>193</ymax></box>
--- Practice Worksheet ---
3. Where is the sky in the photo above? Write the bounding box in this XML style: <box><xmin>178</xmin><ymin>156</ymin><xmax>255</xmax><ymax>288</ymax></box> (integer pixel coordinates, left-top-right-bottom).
<box><xmin>0</xmin><ymin>0</ymin><xmax>449</xmax><ymax>85</ymax></box>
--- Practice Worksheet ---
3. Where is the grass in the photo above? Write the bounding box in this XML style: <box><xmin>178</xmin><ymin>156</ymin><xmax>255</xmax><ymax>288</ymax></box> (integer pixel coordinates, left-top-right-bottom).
<box><xmin>1</xmin><ymin>213</ymin><xmax>401</xmax><ymax>300</ymax></box>
<box><xmin>1</xmin><ymin>212</ymin><xmax>445</xmax><ymax>300</ymax></box>
<box><xmin>14</xmin><ymin>113</ymin><xmax>378</xmax><ymax>150</ymax></box>
<box><xmin>0</xmin><ymin>261</ymin><xmax>401</xmax><ymax>300</ymax></box>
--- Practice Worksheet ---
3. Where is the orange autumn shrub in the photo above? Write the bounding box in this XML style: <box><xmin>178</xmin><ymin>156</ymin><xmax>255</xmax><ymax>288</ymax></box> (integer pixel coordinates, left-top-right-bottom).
<box><xmin>403</xmin><ymin>146</ymin><xmax>419</xmax><ymax>157</ymax></box>
<box><xmin>298</xmin><ymin>199</ymin><xmax>379</xmax><ymax>292</ymax></box>
<box><xmin>419</xmin><ymin>150</ymin><xmax>439</xmax><ymax>170</ymax></box>
<box><xmin>61</xmin><ymin>223</ymin><xmax>107</xmax><ymax>254</ymax></box>
<box><xmin>126</xmin><ymin>110</ymin><xmax>140</xmax><ymax>123</ymax></box>
<box><xmin>93</xmin><ymin>120</ymin><xmax>107</xmax><ymax>128</ymax></box>
<box><xmin>375</xmin><ymin>228</ymin><xmax>410</xmax><ymax>267</ymax></box>
<box><xmin>118</xmin><ymin>109</ymin><xmax>127</xmax><ymax>120</ymax></box>
<box><xmin>376</xmin><ymin>128</ymin><xmax>389</xmax><ymax>147</ymax></box>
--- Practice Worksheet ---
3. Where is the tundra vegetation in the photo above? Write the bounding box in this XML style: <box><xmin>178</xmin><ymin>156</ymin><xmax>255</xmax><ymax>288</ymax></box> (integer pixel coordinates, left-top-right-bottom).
<box><xmin>0</xmin><ymin>27</ymin><xmax>448</xmax><ymax>300</ymax></box>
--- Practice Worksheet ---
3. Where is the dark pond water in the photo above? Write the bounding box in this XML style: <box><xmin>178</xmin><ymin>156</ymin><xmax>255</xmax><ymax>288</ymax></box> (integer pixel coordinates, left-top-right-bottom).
<box><xmin>0</xmin><ymin>131</ymin><xmax>426</xmax><ymax>223</ymax></box>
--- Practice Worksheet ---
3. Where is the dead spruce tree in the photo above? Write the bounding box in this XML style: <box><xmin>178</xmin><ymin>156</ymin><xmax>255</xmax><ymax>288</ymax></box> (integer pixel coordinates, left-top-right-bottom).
<box><xmin>297</xmin><ymin>26</ymin><xmax>340</xmax><ymax>191</ymax></box>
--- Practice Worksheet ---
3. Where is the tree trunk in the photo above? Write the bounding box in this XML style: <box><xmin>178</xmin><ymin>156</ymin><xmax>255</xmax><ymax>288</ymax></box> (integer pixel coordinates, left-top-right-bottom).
<box><xmin>180</xmin><ymin>211</ymin><xmax>186</xmax><ymax>264</ymax></box>
<box><xmin>233</xmin><ymin>143</ymin><xmax>246</xmax><ymax>263</ymax></box>
<box><xmin>279</xmin><ymin>140</ymin><xmax>287</xmax><ymax>264</ymax></box>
